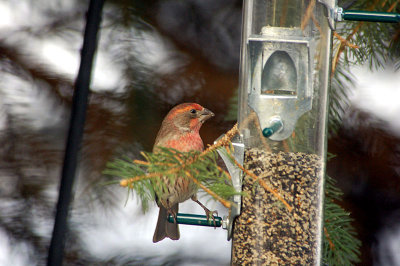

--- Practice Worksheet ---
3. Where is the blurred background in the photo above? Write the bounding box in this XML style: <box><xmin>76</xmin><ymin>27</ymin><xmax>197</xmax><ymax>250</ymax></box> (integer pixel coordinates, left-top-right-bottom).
<box><xmin>0</xmin><ymin>0</ymin><xmax>399</xmax><ymax>265</ymax></box>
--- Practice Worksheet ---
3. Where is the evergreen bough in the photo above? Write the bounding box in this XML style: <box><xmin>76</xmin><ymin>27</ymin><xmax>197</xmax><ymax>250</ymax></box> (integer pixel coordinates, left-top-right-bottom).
<box><xmin>104</xmin><ymin>125</ymin><xmax>361</xmax><ymax>265</ymax></box>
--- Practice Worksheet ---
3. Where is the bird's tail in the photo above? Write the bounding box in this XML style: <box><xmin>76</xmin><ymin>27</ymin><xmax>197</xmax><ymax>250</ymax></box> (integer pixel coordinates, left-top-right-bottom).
<box><xmin>153</xmin><ymin>204</ymin><xmax>179</xmax><ymax>243</ymax></box>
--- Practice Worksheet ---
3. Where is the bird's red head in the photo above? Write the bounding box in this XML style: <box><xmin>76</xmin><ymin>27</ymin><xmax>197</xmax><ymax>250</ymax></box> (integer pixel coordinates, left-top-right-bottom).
<box><xmin>153</xmin><ymin>103</ymin><xmax>214</xmax><ymax>152</ymax></box>
<box><xmin>165</xmin><ymin>103</ymin><xmax>214</xmax><ymax>132</ymax></box>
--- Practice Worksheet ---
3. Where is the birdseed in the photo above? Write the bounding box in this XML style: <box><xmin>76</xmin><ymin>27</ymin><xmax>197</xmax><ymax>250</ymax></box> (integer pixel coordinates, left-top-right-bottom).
<box><xmin>232</xmin><ymin>148</ymin><xmax>323</xmax><ymax>265</ymax></box>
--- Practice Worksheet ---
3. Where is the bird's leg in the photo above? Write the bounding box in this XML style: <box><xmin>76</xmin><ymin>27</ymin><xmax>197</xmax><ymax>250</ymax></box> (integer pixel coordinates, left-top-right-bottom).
<box><xmin>191</xmin><ymin>195</ymin><xmax>218</xmax><ymax>227</ymax></box>
<box><xmin>165</xmin><ymin>199</ymin><xmax>178</xmax><ymax>224</ymax></box>
<box><xmin>167</xmin><ymin>207</ymin><xmax>177</xmax><ymax>223</ymax></box>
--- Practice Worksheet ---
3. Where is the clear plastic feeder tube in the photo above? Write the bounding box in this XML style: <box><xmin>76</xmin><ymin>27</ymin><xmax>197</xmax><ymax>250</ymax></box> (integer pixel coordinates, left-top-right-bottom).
<box><xmin>232</xmin><ymin>0</ymin><xmax>332</xmax><ymax>265</ymax></box>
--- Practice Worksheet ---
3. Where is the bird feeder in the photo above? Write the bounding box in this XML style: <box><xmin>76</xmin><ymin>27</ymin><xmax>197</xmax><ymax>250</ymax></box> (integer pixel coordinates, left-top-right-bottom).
<box><xmin>231</xmin><ymin>0</ymin><xmax>332</xmax><ymax>264</ymax></box>
<box><xmin>155</xmin><ymin>0</ymin><xmax>399</xmax><ymax>262</ymax></box>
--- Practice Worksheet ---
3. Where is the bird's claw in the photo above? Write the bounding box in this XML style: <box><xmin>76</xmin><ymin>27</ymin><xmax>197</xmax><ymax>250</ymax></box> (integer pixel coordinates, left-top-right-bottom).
<box><xmin>205</xmin><ymin>209</ymin><xmax>218</xmax><ymax>228</ymax></box>
<box><xmin>191</xmin><ymin>196</ymin><xmax>218</xmax><ymax>227</ymax></box>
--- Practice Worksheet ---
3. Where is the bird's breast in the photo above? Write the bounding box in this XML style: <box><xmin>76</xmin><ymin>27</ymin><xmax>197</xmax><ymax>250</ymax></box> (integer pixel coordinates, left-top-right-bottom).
<box><xmin>164</xmin><ymin>132</ymin><xmax>204</xmax><ymax>152</ymax></box>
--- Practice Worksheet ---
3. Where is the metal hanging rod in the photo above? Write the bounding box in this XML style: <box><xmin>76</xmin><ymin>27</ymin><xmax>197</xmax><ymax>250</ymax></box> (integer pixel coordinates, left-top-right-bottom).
<box><xmin>318</xmin><ymin>1</ymin><xmax>400</xmax><ymax>30</ymax></box>
<box><xmin>337</xmin><ymin>8</ymin><xmax>400</xmax><ymax>23</ymax></box>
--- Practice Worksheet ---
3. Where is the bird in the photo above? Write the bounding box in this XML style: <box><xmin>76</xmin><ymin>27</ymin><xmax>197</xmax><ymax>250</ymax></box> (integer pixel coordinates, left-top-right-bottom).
<box><xmin>152</xmin><ymin>103</ymin><xmax>215</xmax><ymax>243</ymax></box>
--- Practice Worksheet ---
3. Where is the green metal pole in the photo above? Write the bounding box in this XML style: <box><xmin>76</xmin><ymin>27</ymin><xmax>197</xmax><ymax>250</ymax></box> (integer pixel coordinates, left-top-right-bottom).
<box><xmin>167</xmin><ymin>213</ymin><xmax>222</xmax><ymax>227</ymax></box>
<box><xmin>342</xmin><ymin>10</ymin><xmax>400</xmax><ymax>23</ymax></box>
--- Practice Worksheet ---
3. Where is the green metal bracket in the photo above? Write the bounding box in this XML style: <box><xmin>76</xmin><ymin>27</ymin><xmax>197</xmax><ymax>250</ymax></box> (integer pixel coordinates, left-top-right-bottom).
<box><xmin>318</xmin><ymin>1</ymin><xmax>400</xmax><ymax>30</ymax></box>
<box><xmin>167</xmin><ymin>213</ymin><xmax>223</xmax><ymax>227</ymax></box>
<box><xmin>339</xmin><ymin>9</ymin><xmax>400</xmax><ymax>23</ymax></box>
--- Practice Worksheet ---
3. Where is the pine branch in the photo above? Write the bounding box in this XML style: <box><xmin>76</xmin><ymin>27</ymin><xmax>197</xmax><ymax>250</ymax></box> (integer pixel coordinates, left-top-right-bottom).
<box><xmin>301</xmin><ymin>0</ymin><xmax>316</xmax><ymax>30</ymax></box>
<box><xmin>322</xmin><ymin>175</ymin><xmax>361</xmax><ymax>265</ymax></box>
<box><xmin>105</xmin><ymin>123</ymin><xmax>294</xmax><ymax>213</ymax></box>
<box><xmin>104</xmin><ymin>131</ymin><xmax>360</xmax><ymax>263</ymax></box>
<box><xmin>330</xmin><ymin>0</ymin><xmax>400</xmax><ymax>133</ymax></box>
<box><xmin>105</xmin><ymin>126</ymin><xmax>240</xmax><ymax>211</ymax></box>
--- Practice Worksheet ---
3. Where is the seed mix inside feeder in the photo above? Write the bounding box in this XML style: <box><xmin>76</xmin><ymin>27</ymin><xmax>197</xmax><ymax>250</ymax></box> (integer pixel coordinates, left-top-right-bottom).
<box><xmin>232</xmin><ymin>149</ymin><xmax>323</xmax><ymax>265</ymax></box>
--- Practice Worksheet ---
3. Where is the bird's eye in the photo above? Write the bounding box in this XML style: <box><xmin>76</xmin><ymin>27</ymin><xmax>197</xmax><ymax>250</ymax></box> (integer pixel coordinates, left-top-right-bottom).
<box><xmin>190</xmin><ymin>109</ymin><xmax>197</xmax><ymax>114</ymax></box>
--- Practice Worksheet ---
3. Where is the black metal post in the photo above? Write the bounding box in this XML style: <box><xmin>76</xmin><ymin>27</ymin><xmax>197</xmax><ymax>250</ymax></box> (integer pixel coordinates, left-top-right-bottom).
<box><xmin>47</xmin><ymin>0</ymin><xmax>105</xmax><ymax>265</ymax></box>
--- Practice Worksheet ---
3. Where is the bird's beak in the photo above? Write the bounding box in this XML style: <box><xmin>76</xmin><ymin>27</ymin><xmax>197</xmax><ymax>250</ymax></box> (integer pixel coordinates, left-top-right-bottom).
<box><xmin>199</xmin><ymin>108</ymin><xmax>215</xmax><ymax>123</ymax></box>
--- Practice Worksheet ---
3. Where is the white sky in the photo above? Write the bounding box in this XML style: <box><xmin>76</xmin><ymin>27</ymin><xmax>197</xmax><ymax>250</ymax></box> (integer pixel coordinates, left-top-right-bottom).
<box><xmin>0</xmin><ymin>1</ymin><xmax>122</xmax><ymax>92</ymax></box>
<box><xmin>0</xmin><ymin>229</ymin><xmax>33</xmax><ymax>266</ymax></box>
<box><xmin>350</xmin><ymin>65</ymin><xmax>400</xmax><ymax>135</ymax></box>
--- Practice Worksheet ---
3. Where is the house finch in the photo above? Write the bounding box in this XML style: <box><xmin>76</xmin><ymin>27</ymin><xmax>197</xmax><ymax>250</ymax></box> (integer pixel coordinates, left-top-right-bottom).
<box><xmin>152</xmin><ymin>103</ymin><xmax>215</xmax><ymax>243</ymax></box>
